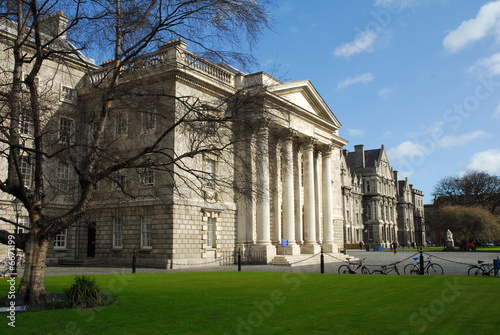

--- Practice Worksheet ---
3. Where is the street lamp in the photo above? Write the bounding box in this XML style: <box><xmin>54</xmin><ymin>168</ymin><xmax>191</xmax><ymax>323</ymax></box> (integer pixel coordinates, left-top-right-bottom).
<box><xmin>11</xmin><ymin>198</ymin><xmax>22</xmax><ymax>276</ymax></box>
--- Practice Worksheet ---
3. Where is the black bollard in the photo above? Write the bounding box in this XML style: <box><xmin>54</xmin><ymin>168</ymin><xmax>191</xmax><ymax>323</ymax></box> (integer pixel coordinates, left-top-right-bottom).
<box><xmin>419</xmin><ymin>249</ymin><xmax>424</xmax><ymax>275</ymax></box>
<box><xmin>132</xmin><ymin>248</ymin><xmax>137</xmax><ymax>273</ymax></box>
<box><xmin>320</xmin><ymin>248</ymin><xmax>325</xmax><ymax>274</ymax></box>
<box><xmin>237</xmin><ymin>249</ymin><xmax>242</xmax><ymax>272</ymax></box>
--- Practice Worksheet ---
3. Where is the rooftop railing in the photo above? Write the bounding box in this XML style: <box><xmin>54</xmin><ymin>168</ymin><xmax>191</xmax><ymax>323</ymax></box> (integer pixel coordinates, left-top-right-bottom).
<box><xmin>88</xmin><ymin>43</ymin><xmax>235</xmax><ymax>86</ymax></box>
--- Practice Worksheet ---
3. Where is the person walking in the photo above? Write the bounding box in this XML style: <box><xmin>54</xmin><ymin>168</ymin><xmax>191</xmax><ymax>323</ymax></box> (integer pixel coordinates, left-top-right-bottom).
<box><xmin>392</xmin><ymin>241</ymin><xmax>398</xmax><ymax>254</ymax></box>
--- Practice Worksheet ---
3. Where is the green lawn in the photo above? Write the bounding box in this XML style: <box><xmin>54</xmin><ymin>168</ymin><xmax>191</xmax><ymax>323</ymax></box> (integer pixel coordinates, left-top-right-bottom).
<box><xmin>2</xmin><ymin>272</ymin><xmax>499</xmax><ymax>335</ymax></box>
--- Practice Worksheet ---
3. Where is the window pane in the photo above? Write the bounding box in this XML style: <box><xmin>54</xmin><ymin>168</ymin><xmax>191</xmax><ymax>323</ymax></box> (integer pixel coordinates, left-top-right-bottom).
<box><xmin>205</xmin><ymin>159</ymin><xmax>215</xmax><ymax>189</ymax></box>
<box><xmin>207</xmin><ymin>217</ymin><xmax>215</xmax><ymax>248</ymax></box>
<box><xmin>59</xmin><ymin>118</ymin><xmax>73</xmax><ymax>144</ymax></box>
<box><xmin>141</xmin><ymin>217</ymin><xmax>152</xmax><ymax>248</ymax></box>
<box><xmin>113</xmin><ymin>217</ymin><xmax>123</xmax><ymax>248</ymax></box>
<box><xmin>58</xmin><ymin>162</ymin><xmax>70</xmax><ymax>190</ymax></box>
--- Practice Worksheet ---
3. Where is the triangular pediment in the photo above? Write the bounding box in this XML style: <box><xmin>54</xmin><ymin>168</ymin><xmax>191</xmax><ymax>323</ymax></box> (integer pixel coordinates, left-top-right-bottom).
<box><xmin>268</xmin><ymin>80</ymin><xmax>341</xmax><ymax>128</ymax></box>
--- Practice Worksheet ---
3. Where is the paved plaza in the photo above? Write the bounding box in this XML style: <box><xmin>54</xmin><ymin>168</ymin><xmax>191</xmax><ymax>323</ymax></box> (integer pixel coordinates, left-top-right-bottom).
<box><xmin>15</xmin><ymin>250</ymin><xmax>500</xmax><ymax>277</ymax></box>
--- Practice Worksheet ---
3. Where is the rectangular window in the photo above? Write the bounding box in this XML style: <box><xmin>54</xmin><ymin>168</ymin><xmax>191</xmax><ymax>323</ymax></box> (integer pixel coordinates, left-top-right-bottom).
<box><xmin>366</xmin><ymin>204</ymin><xmax>372</xmax><ymax>221</ymax></box>
<box><xmin>143</xmin><ymin>112</ymin><xmax>156</xmax><ymax>131</ymax></box>
<box><xmin>61</xmin><ymin>86</ymin><xmax>77</xmax><ymax>103</ymax></box>
<box><xmin>20</xmin><ymin>112</ymin><xmax>34</xmax><ymax>137</ymax></box>
<box><xmin>58</xmin><ymin>162</ymin><xmax>70</xmax><ymax>191</ymax></box>
<box><xmin>20</xmin><ymin>156</ymin><xmax>33</xmax><ymax>188</ymax></box>
<box><xmin>141</xmin><ymin>217</ymin><xmax>152</xmax><ymax>249</ymax></box>
<box><xmin>54</xmin><ymin>230</ymin><xmax>67</xmax><ymax>249</ymax></box>
<box><xmin>140</xmin><ymin>168</ymin><xmax>154</xmax><ymax>186</ymax></box>
<box><xmin>111</xmin><ymin>171</ymin><xmax>126</xmax><ymax>189</ymax></box>
<box><xmin>207</xmin><ymin>217</ymin><xmax>216</xmax><ymax>248</ymax></box>
<box><xmin>59</xmin><ymin>117</ymin><xmax>73</xmax><ymax>145</ymax></box>
<box><xmin>205</xmin><ymin>158</ymin><xmax>215</xmax><ymax>189</ymax></box>
<box><xmin>116</xmin><ymin>114</ymin><xmax>128</xmax><ymax>136</ymax></box>
<box><xmin>113</xmin><ymin>217</ymin><xmax>123</xmax><ymax>248</ymax></box>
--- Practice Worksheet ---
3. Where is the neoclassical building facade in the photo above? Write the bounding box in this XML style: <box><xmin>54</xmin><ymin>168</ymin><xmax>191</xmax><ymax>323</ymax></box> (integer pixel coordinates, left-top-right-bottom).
<box><xmin>1</xmin><ymin>13</ymin><xmax>424</xmax><ymax>266</ymax></box>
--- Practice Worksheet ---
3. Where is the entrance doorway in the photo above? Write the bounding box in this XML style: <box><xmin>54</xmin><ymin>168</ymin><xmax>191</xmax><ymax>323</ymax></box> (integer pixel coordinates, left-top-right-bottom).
<box><xmin>87</xmin><ymin>223</ymin><xmax>96</xmax><ymax>258</ymax></box>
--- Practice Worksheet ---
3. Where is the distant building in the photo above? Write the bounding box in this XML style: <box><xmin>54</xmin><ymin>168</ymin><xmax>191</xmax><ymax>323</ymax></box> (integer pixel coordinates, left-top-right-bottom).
<box><xmin>342</xmin><ymin>145</ymin><xmax>425</xmax><ymax>248</ymax></box>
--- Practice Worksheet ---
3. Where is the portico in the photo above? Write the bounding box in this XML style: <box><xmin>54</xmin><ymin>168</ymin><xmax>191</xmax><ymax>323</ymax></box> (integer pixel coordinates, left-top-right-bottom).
<box><xmin>235</xmin><ymin>78</ymin><xmax>347</xmax><ymax>261</ymax></box>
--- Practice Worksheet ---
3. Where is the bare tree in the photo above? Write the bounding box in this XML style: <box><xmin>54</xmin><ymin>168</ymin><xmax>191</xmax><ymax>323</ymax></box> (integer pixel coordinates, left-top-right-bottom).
<box><xmin>0</xmin><ymin>0</ymin><xmax>271</xmax><ymax>305</ymax></box>
<box><xmin>432</xmin><ymin>170</ymin><xmax>500</xmax><ymax>213</ymax></box>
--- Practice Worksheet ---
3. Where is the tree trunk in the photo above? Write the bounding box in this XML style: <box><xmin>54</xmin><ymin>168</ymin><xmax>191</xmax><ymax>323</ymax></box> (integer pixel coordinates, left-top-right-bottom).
<box><xmin>18</xmin><ymin>235</ymin><xmax>51</xmax><ymax>306</ymax></box>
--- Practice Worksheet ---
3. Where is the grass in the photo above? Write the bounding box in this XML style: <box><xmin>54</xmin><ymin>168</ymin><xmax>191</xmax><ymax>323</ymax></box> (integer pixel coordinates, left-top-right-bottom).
<box><xmin>1</xmin><ymin>272</ymin><xmax>499</xmax><ymax>334</ymax></box>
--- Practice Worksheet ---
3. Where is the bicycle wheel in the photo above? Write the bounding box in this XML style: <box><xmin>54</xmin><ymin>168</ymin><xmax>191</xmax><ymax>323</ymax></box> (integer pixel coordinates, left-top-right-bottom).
<box><xmin>426</xmin><ymin>263</ymin><xmax>444</xmax><ymax>275</ymax></box>
<box><xmin>338</xmin><ymin>265</ymin><xmax>351</xmax><ymax>274</ymax></box>
<box><xmin>361</xmin><ymin>266</ymin><xmax>371</xmax><ymax>274</ymax></box>
<box><xmin>404</xmin><ymin>264</ymin><xmax>419</xmax><ymax>275</ymax></box>
<box><xmin>371</xmin><ymin>270</ymin><xmax>384</xmax><ymax>275</ymax></box>
<box><xmin>468</xmin><ymin>266</ymin><xmax>484</xmax><ymax>276</ymax></box>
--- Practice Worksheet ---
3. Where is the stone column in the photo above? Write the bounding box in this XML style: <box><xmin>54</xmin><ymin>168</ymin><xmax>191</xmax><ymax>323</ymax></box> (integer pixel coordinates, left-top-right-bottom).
<box><xmin>272</xmin><ymin>138</ymin><xmax>282</xmax><ymax>244</ymax></box>
<box><xmin>254</xmin><ymin>127</ymin><xmax>276</xmax><ymax>261</ymax></box>
<box><xmin>282</xmin><ymin>134</ymin><xmax>300</xmax><ymax>255</ymax></box>
<box><xmin>314</xmin><ymin>150</ymin><xmax>322</xmax><ymax>244</ymax></box>
<box><xmin>321</xmin><ymin>145</ymin><xmax>335</xmax><ymax>252</ymax></box>
<box><xmin>256</xmin><ymin>127</ymin><xmax>271</xmax><ymax>245</ymax></box>
<box><xmin>302</xmin><ymin>139</ymin><xmax>320</xmax><ymax>254</ymax></box>
<box><xmin>293</xmin><ymin>141</ymin><xmax>303</xmax><ymax>245</ymax></box>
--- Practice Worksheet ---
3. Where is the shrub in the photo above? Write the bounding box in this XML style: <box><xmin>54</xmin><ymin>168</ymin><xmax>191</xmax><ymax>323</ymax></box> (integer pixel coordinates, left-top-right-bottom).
<box><xmin>64</xmin><ymin>275</ymin><xmax>102</xmax><ymax>308</ymax></box>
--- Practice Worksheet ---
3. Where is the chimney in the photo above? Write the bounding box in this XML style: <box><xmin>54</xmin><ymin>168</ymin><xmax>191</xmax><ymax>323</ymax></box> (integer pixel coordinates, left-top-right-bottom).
<box><xmin>40</xmin><ymin>12</ymin><xmax>69</xmax><ymax>39</ymax></box>
<box><xmin>354</xmin><ymin>144</ymin><xmax>365</xmax><ymax>168</ymax></box>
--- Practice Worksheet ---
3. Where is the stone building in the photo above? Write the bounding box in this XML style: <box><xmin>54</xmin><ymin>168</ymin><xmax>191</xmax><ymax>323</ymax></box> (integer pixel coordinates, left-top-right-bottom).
<box><xmin>341</xmin><ymin>145</ymin><xmax>425</xmax><ymax>248</ymax></box>
<box><xmin>397</xmin><ymin>178</ymin><xmax>425</xmax><ymax>247</ymax></box>
<box><xmin>1</xmin><ymin>13</ymin><xmax>425</xmax><ymax>267</ymax></box>
<box><xmin>1</xmin><ymin>13</ymin><xmax>349</xmax><ymax>267</ymax></box>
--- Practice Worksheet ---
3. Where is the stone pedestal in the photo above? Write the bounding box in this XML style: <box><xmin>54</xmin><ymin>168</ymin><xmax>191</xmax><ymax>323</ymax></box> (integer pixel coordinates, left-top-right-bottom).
<box><xmin>301</xmin><ymin>244</ymin><xmax>321</xmax><ymax>254</ymax></box>
<box><xmin>277</xmin><ymin>244</ymin><xmax>301</xmax><ymax>255</ymax></box>
<box><xmin>252</xmin><ymin>245</ymin><xmax>277</xmax><ymax>263</ymax></box>
<box><xmin>444</xmin><ymin>241</ymin><xmax>455</xmax><ymax>251</ymax></box>
<box><xmin>321</xmin><ymin>242</ymin><xmax>339</xmax><ymax>253</ymax></box>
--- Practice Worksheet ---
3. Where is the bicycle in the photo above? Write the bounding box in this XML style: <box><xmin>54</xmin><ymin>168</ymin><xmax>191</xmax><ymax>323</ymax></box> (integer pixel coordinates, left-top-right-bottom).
<box><xmin>371</xmin><ymin>263</ymin><xmax>401</xmax><ymax>275</ymax></box>
<box><xmin>338</xmin><ymin>258</ymin><xmax>370</xmax><ymax>274</ymax></box>
<box><xmin>404</xmin><ymin>256</ymin><xmax>444</xmax><ymax>275</ymax></box>
<box><xmin>468</xmin><ymin>260</ymin><xmax>496</xmax><ymax>276</ymax></box>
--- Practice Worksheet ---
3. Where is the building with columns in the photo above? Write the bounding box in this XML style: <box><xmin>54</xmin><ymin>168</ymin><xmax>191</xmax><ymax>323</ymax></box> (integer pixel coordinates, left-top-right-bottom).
<box><xmin>1</xmin><ymin>13</ymin><xmax>425</xmax><ymax>266</ymax></box>
<box><xmin>0</xmin><ymin>24</ymin><xmax>349</xmax><ymax>266</ymax></box>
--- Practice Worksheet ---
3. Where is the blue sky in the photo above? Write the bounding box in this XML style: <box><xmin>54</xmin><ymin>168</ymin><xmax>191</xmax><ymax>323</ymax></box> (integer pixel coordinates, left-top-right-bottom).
<box><xmin>251</xmin><ymin>0</ymin><xmax>500</xmax><ymax>203</ymax></box>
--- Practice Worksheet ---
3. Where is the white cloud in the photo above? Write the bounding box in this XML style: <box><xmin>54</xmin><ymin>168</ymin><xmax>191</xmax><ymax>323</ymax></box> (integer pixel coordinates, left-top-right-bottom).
<box><xmin>437</xmin><ymin>130</ymin><xmax>489</xmax><ymax>148</ymax></box>
<box><xmin>387</xmin><ymin>141</ymin><xmax>427</xmax><ymax>177</ymax></box>
<box><xmin>333</xmin><ymin>31</ymin><xmax>377</xmax><ymax>58</ymax></box>
<box><xmin>406</xmin><ymin>121</ymin><xmax>445</xmax><ymax>138</ymax></box>
<box><xmin>378</xmin><ymin>87</ymin><xmax>394</xmax><ymax>99</ymax></box>
<box><xmin>466</xmin><ymin>149</ymin><xmax>500</xmax><ymax>174</ymax></box>
<box><xmin>337</xmin><ymin>73</ymin><xmax>374</xmax><ymax>89</ymax></box>
<box><xmin>468</xmin><ymin>52</ymin><xmax>500</xmax><ymax>76</ymax></box>
<box><xmin>347</xmin><ymin>128</ymin><xmax>365</xmax><ymax>137</ymax></box>
<box><xmin>443</xmin><ymin>1</ymin><xmax>500</xmax><ymax>53</ymax></box>
<box><xmin>387</xmin><ymin>141</ymin><xmax>427</xmax><ymax>164</ymax></box>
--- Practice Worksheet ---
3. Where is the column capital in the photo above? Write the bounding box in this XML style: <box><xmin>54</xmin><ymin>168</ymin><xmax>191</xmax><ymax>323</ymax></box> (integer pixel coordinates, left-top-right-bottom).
<box><xmin>300</xmin><ymin>137</ymin><xmax>317</xmax><ymax>150</ymax></box>
<box><xmin>281</xmin><ymin>128</ymin><xmax>297</xmax><ymax>140</ymax></box>
<box><xmin>320</xmin><ymin>143</ymin><xmax>335</xmax><ymax>157</ymax></box>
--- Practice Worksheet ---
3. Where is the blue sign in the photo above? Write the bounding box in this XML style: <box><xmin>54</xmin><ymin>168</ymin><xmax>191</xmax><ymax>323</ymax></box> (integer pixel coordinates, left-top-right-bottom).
<box><xmin>281</xmin><ymin>239</ymin><xmax>288</xmax><ymax>248</ymax></box>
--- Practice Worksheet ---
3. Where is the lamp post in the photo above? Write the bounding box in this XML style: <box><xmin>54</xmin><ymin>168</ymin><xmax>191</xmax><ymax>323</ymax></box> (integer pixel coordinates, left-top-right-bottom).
<box><xmin>11</xmin><ymin>198</ymin><xmax>22</xmax><ymax>276</ymax></box>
